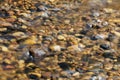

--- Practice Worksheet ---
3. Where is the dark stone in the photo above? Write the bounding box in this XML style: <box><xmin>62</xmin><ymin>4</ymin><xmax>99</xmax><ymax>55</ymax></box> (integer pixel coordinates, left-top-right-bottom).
<box><xmin>75</xmin><ymin>68</ymin><xmax>85</xmax><ymax>73</ymax></box>
<box><xmin>106</xmin><ymin>34</ymin><xmax>115</xmax><ymax>41</ymax></box>
<box><xmin>117</xmin><ymin>57</ymin><xmax>120</xmax><ymax>62</ymax></box>
<box><xmin>76</xmin><ymin>35</ymin><xmax>84</xmax><ymax>39</ymax></box>
<box><xmin>90</xmin><ymin>35</ymin><xmax>98</xmax><ymax>40</ymax></box>
<box><xmin>58</xmin><ymin>62</ymin><xmax>70</xmax><ymax>70</ymax></box>
<box><xmin>80</xmin><ymin>30</ymin><xmax>89</xmax><ymax>35</ymax></box>
<box><xmin>24</xmin><ymin>65</ymin><xmax>38</xmax><ymax>73</ymax></box>
<box><xmin>102</xmin><ymin>52</ymin><xmax>114</xmax><ymax>59</ymax></box>
<box><xmin>0</xmin><ymin>10</ymin><xmax>9</xmax><ymax>17</ymax></box>
<box><xmin>86</xmin><ymin>23</ymin><xmax>92</xmax><ymax>30</ymax></box>
<box><xmin>81</xmin><ymin>17</ymin><xmax>90</xmax><ymax>22</ymax></box>
<box><xmin>28</xmin><ymin>74</ymin><xmax>39</xmax><ymax>80</ymax></box>
<box><xmin>100</xmin><ymin>44</ymin><xmax>110</xmax><ymax>50</ymax></box>
<box><xmin>81</xmin><ymin>54</ymin><xmax>91</xmax><ymax>62</ymax></box>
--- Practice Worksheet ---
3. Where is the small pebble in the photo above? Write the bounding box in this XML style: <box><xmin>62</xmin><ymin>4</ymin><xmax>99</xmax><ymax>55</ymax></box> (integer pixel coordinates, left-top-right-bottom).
<box><xmin>49</xmin><ymin>45</ymin><xmax>61</xmax><ymax>51</ymax></box>
<box><xmin>100</xmin><ymin>44</ymin><xmax>110</xmax><ymax>50</ymax></box>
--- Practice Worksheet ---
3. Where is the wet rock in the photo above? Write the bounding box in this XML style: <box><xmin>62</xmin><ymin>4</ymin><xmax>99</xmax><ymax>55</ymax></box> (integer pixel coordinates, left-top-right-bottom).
<box><xmin>85</xmin><ymin>23</ymin><xmax>93</xmax><ymax>30</ymax></box>
<box><xmin>111</xmin><ymin>30</ymin><xmax>120</xmax><ymax>37</ymax></box>
<box><xmin>18</xmin><ymin>18</ymin><xmax>31</xmax><ymax>26</ymax></box>
<box><xmin>92</xmin><ymin>12</ymin><xmax>100</xmax><ymax>17</ymax></box>
<box><xmin>58</xmin><ymin>62</ymin><xmax>70</xmax><ymax>70</ymax></box>
<box><xmin>102</xmin><ymin>21</ymin><xmax>108</xmax><ymax>26</ymax></box>
<box><xmin>72</xmin><ymin>72</ymin><xmax>80</xmax><ymax>77</ymax></box>
<box><xmin>107</xmin><ymin>33</ymin><xmax>116</xmax><ymax>41</ymax></box>
<box><xmin>64</xmin><ymin>19</ymin><xmax>70</xmax><ymax>24</ymax></box>
<box><xmin>0</xmin><ymin>28</ymin><xmax>7</xmax><ymax>32</ymax></box>
<box><xmin>75</xmin><ymin>68</ymin><xmax>86</xmax><ymax>73</ymax></box>
<box><xmin>25</xmin><ymin>63</ymin><xmax>38</xmax><ymax>73</ymax></box>
<box><xmin>49</xmin><ymin>45</ymin><xmax>61</xmax><ymax>51</ymax></box>
<box><xmin>42</xmin><ymin>36</ymin><xmax>53</xmax><ymax>41</ymax></box>
<box><xmin>109</xmin><ymin>19</ymin><xmax>120</xmax><ymax>23</ymax></box>
<box><xmin>19</xmin><ymin>13</ymin><xmax>31</xmax><ymax>18</ymax></box>
<box><xmin>41</xmin><ymin>11</ymin><xmax>49</xmax><ymax>17</ymax></box>
<box><xmin>12</xmin><ymin>31</ymin><xmax>28</xmax><ymax>38</ymax></box>
<box><xmin>23</xmin><ymin>36</ymin><xmax>37</xmax><ymax>45</ymax></box>
<box><xmin>5</xmin><ymin>17</ymin><xmax>16</xmax><ymax>23</ymax></box>
<box><xmin>41</xmin><ymin>72</ymin><xmax>51</xmax><ymax>79</ymax></box>
<box><xmin>67</xmin><ymin>45</ymin><xmax>82</xmax><ymax>52</ymax></box>
<box><xmin>28</xmin><ymin>72</ymin><xmax>41</xmax><ymax>79</ymax></box>
<box><xmin>0</xmin><ymin>20</ymin><xmax>13</xmax><ymax>27</ymax></box>
<box><xmin>18</xmin><ymin>60</ymin><xmax>25</xmax><ymax>69</ymax></box>
<box><xmin>34</xmin><ymin>48</ymin><xmax>46</xmax><ymax>56</ymax></box>
<box><xmin>91</xmin><ymin>34</ymin><xmax>106</xmax><ymax>40</ymax></box>
<box><xmin>57</xmin><ymin>35</ymin><xmax>66</xmax><ymax>41</ymax></box>
<box><xmin>102</xmin><ymin>52</ymin><xmax>114</xmax><ymax>59</ymax></box>
<box><xmin>2</xmin><ymin>64</ymin><xmax>15</xmax><ymax>70</ymax></box>
<box><xmin>104</xmin><ymin>63</ymin><xmax>113</xmax><ymax>70</ymax></box>
<box><xmin>103</xmin><ymin>8</ymin><xmax>115</xmax><ymax>13</ymax></box>
<box><xmin>3</xmin><ymin>58</ymin><xmax>11</xmax><ymax>64</ymax></box>
<box><xmin>37</xmin><ymin>5</ymin><xmax>48</xmax><ymax>11</ymax></box>
<box><xmin>100</xmin><ymin>44</ymin><xmax>110</xmax><ymax>50</ymax></box>
<box><xmin>0</xmin><ymin>45</ymin><xmax>9</xmax><ymax>52</ymax></box>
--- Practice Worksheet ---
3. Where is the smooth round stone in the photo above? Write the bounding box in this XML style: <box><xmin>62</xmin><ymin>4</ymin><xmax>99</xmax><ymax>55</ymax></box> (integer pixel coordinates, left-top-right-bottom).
<box><xmin>23</xmin><ymin>36</ymin><xmax>37</xmax><ymax>45</ymax></box>
<box><xmin>0</xmin><ymin>28</ymin><xmax>7</xmax><ymax>32</ymax></box>
<box><xmin>28</xmin><ymin>72</ymin><xmax>41</xmax><ymax>79</ymax></box>
<box><xmin>102</xmin><ymin>52</ymin><xmax>114</xmax><ymax>59</ymax></box>
<box><xmin>0</xmin><ymin>20</ymin><xmax>13</xmax><ymax>27</ymax></box>
<box><xmin>92</xmin><ymin>12</ymin><xmax>100</xmax><ymax>17</ymax></box>
<box><xmin>0</xmin><ymin>45</ymin><xmax>9</xmax><ymax>52</ymax></box>
<box><xmin>67</xmin><ymin>45</ymin><xmax>82</xmax><ymax>52</ymax></box>
<box><xmin>18</xmin><ymin>60</ymin><xmax>25</xmax><ymax>69</ymax></box>
<box><xmin>34</xmin><ymin>48</ymin><xmax>46</xmax><ymax>56</ymax></box>
<box><xmin>57</xmin><ymin>35</ymin><xmax>66</xmax><ymax>41</ymax></box>
<box><xmin>64</xmin><ymin>19</ymin><xmax>70</xmax><ymax>24</ymax></box>
<box><xmin>49</xmin><ymin>45</ymin><xmax>61</xmax><ymax>51</ymax></box>
<box><xmin>72</xmin><ymin>72</ymin><xmax>80</xmax><ymax>77</ymax></box>
<box><xmin>104</xmin><ymin>63</ymin><xmax>113</xmax><ymax>70</ymax></box>
<box><xmin>100</xmin><ymin>44</ymin><xmax>110</xmax><ymax>50</ymax></box>
<box><xmin>107</xmin><ymin>33</ymin><xmax>115</xmax><ymax>41</ymax></box>
<box><xmin>12</xmin><ymin>31</ymin><xmax>27</xmax><ymax>38</ymax></box>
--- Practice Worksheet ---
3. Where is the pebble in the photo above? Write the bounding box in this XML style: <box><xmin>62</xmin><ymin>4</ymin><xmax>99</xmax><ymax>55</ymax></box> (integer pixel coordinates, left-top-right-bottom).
<box><xmin>49</xmin><ymin>45</ymin><xmax>61</xmax><ymax>51</ymax></box>
<box><xmin>104</xmin><ymin>63</ymin><xmax>113</xmax><ymax>70</ymax></box>
<box><xmin>19</xmin><ymin>13</ymin><xmax>31</xmax><ymax>18</ymax></box>
<box><xmin>107</xmin><ymin>33</ymin><xmax>115</xmax><ymax>41</ymax></box>
<box><xmin>28</xmin><ymin>72</ymin><xmax>41</xmax><ymax>79</ymax></box>
<box><xmin>34</xmin><ymin>48</ymin><xmax>46</xmax><ymax>56</ymax></box>
<box><xmin>111</xmin><ymin>31</ymin><xmax>120</xmax><ymax>37</ymax></box>
<box><xmin>0</xmin><ymin>20</ymin><xmax>13</xmax><ymax>27</ymax></box>
<box><xmin>3</xmin><ymin>58</ymin><xmax>11</xmax><ymax>64</ymax></box>
<box><xmin>42</xmin><ymin>11</ymin><xmax>49</xmax><ymax>17</ymax></box>
<box><xmin>72</xmin><ymin>72</ymin><xmax>80</xmax><ymax>77</ymax></box>
<box><xmin>103</xmin><ymin>8</ymin><xmax>114</xmax><ymax>13</ymax></box>
<box><xmin>102</xmin><ymin>52</ymin><xmax>114</xmax><ymax>59</ymax></box>
<box><xmin>67</xmin><ymin>45</ymin><xmax>82</xmax><ymax>52</ymax></box>
<box><xmin>42</xmin><ymin>72</ymin><xmax>51</xmax><ymax>79</ymax></box>
<box><xmin>91</xmin><ymin>34</ymin><xmax>105</xmax><ymax>40</ymax></box>
<box><xmin>92</xmin><ymin>12</ymin><xmax>100</xmax><ymax>17</ymax></box>
<box><xmin>64</xmin><ymin>19</ymin><xmax>70</xmax><ymax>24</ymax></box>
<box><xmin>85</xmin><ymin>23</ymin><xmax>93</xmax><ymax>30</ymax></box>
<box><xmin>18</xmin><ymin>60</ymin><xmax>25</xmax><ymax>69</ymax></box>
<box><xmin>57</xmin><ymin>35</ymin><xmax>66</xmax><ymax>41</ymax></box>
<box><xmin>21</xmin><ymin>25</ymin><xmax>28</xmax><ymax>29</ymax></box>
<box><xmin>0</xmin><ymin>45</ymin><xmax>9</xmax><ymax>52</ymax></box>
<box><xmin>100</xmin><ymin>44</ymin><xmax>110</xmax><ymax>50</ymax></box>
<box><xmin>23</xmin><ymin>36</ymin><xmax>37</xmax><ymax>45</ymax></box>
<box><xmin>0</xmin><ymin>28</ymin><xmax>7</xmax><ymax>32</ymax></box>
<box><xmin>12</xmin><ymin>31</ymin><xmax>27</xmax><ymax>38</ymax></box>
<box><xmin>102</xmin><ymin>21</ymin><xmax>108</xmax><ymax>26</ymax></box>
